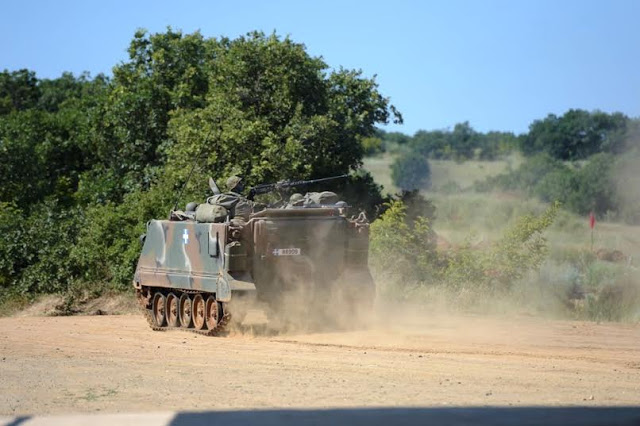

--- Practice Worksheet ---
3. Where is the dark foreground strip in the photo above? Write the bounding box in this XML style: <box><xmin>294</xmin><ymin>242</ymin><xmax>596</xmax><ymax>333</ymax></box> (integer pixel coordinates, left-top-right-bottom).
<box><xmin>2</xmin><ymin>407</ymin><xmax>640</xmax><ymax>426</ymax></box>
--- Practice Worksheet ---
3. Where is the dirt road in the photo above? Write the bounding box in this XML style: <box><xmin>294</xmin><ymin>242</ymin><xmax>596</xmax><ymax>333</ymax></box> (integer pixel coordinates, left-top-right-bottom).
<box><xmin>1</xmin><ymin>311</ymin><xmax>639</xmax><ymax>416</ymax></box>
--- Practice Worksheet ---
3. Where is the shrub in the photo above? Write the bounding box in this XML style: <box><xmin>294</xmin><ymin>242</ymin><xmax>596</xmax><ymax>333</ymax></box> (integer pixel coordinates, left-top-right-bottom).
<box><xmin>8</xmin><ymin>202</ymin><xmax>84</xmax><ymax>295</ymax></box>
<box><xmin>70</xmin><ymin>184</ymin><xmax>173</xmax><ymax>289</ymax></box>
<box><xmin>443</xmin><ymin>202</ymin><xmax>559</xmax><ymax>290</ymax></box>
<box><xmin>390</xmin><ymin>153</ymin><xmax>431</xmax><ymax>191</ymax></box>
<box><xmin>0</xmin><ymin>203</ymin><xmax>28</xmax><ymax>293</ymax></box>
<box><xmin>565</xmin><ymin>153</ymin><xmax>616</xmax><ymax>216</ymax></box>
<box><xmin>584</xmin><ymin>279</ymin><xmax>640</xmax><ymax>321</ymax></box>
<box><xmin>370</xmin><ymin>199</ymin><xmax>439</xmax><ymax>285</ymax></box>
<box><xmin>534</xmin><ymin>168</ymin><xmax>576</xmax><ymax>204</ymax></box>
<box><xmin>370</xmin><ymin>197</ymin><xmax>559</xmax><ymax>300</ymax></box>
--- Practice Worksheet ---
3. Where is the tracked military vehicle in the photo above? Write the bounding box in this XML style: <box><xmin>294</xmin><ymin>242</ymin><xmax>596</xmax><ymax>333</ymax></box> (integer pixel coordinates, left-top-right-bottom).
<box><xmin>133</xmin><ymin>176</ymin><xmax>375</xmax><ymax>336</ymax></box>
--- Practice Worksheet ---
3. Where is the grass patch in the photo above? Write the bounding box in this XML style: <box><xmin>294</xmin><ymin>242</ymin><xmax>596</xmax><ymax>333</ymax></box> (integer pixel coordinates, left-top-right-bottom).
<box><xmin>429</xmin><ymin>156</ymin><xmax>520</xmax><ymax>190</ymax></box>
<box><xmin>0</xmin><ymin>293</ymin><xmax>32</xmax><ymax>317</ymax></box>
<box><xmin>363</xmin><ymin>154</ymin><xmax>521</xmax><ymax>194</ymax></box>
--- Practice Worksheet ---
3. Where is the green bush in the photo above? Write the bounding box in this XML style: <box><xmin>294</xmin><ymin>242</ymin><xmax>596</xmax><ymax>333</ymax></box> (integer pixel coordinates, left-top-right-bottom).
<box><xmin>0</xmin><ymin>202</ymin><xmax>84</xmax><ymax>297</ymax></box>
<box><xmin>70</xmin><ymin>183</ymin><xmax>173</xmax><ymax>289</ymax></box>
<box><xmin>534</xmin><ymin>168</ymin><xmax>576</xmax><ymax>204</ymax></box>
<box><xmin>529</xmin><ymin>245</ymin><xmax>640</xmax><ymax>321</ymax></box>
<box><xmin>390</xmin><ymin>153</ymin><xmax>431</xmax><ymax>191</ymax></box>
<box><xmin>370</xmin><ymin>198</ymin><xmax>559</xmax><ymax>300</ymax></box>
<box><xmin>0</xmin><ymin>203</ymin><xmax>28</xmax><ymax>292</ymax></box>
<box><xmin>370</xmin><ymin>199</ymin><xmax>438</xmax><ymax>286</ymax></box>
<box><xmin>565</xmin><ymin>153</ymin><xmax>616</xmax><ymax>216</ymax></box>
<box><xmin>443</xmin><ymin>202</ymin><xmax>559</xmax><ymax>290</ymax></box>
<box><xmin>583</xmin><ymin>279</ymin><xmax>640</xmax><ymax>322</ymax></box>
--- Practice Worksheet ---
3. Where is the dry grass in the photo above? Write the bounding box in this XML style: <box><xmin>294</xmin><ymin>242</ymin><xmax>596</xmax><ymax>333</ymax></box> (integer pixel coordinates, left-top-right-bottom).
<box><xmin>362</xmin><ymin>154</ymin><xmax>398</xmax><ymax>194</ymax></box>
<box><xmin>363</xmin><ymin>153</ymin><xmax>522</xmax><ymax>194</ymax></box>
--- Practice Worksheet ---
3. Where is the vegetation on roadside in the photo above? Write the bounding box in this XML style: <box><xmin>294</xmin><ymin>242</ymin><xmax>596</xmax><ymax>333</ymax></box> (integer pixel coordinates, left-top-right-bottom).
<box><xmin>0</xmin><ymin>29</ymin><xmax>399</xmax><ymax>309</ymax></box>
<box><xmin>371</xmin><ymin>197</ymin><xmax>559</xmax><ymax>292</ymax></box>
<box><xmin>369</xmin><ymin>192</ymin><xmax>640</xmax><ymax>321</ymax></box>
<box><xmin>1</xmin><ymin>28</ymin><xmax>638</xmax><ymax>322</ymax></box>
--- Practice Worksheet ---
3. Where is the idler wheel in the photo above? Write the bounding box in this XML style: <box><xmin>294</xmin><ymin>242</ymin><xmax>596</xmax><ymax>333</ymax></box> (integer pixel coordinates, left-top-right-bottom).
<box><xmin>205</xmin><ymin>296</ymin><xmax>221</xmax><ymax>330</ymax></box>
<box><xmin>152</xmin><ymin>292</ymin><xmax>167</xmax><ymax>327</ymax></box>
<box><xmin>179</xmin><ymin>293</ymin><xmax>193</xmax><ymax>328</ymax></box>
<box><xmin>166</xmin><ymin>292</ymin><xmax>179</xmax><ymax>327</ymax></box>
<box><xmin>192</xmin><ymin>294</ymin><xmax>206</xmax><ymax>330</ymax></box>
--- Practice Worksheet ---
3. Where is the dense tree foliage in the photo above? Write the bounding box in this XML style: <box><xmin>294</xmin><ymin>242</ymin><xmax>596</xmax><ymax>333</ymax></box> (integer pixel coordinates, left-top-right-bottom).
<box><xmin>0</xmin><ymin>70</ymin><xmax>40</xmax><ymax>113</ymax></box>
<box><xmin>0</xmin><ymin>29</ymin><xmax>400</xmax><ymax>299</ymax></box>
<box><xmin>372</xmin><ymin>109</ymin><xmax>632</xmax><ymax>163</ymax></box>
<box><xmin>374</xmin><ymin>123</ymin><xmax>519</xmax><ymax>161</ymax></box>
<box><xmin>521</xmin><ymin>109</ymin><xmax>628</xmax><ymax>160</ymax></box>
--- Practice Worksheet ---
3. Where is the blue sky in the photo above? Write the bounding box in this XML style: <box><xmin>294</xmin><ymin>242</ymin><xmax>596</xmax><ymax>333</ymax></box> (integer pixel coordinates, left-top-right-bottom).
<box><xmin>1</xmin><ymin>0</ymin><xmax>638</xmax><ymax>135</ymax></box>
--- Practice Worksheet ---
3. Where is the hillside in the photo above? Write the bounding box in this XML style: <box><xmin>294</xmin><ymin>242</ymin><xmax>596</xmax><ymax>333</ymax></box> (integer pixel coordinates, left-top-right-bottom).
<box><xmin>363</xmin><ymin>154</ymin><xmax>640</xmax><ymax>321</ymax></box>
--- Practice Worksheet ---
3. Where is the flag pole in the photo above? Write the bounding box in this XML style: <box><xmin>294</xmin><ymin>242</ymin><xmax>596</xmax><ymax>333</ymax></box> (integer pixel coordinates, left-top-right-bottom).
<box><xmin>589</xmin><ymin>212</ymin><xmax>595</xmax><ymax>252</ymax></box>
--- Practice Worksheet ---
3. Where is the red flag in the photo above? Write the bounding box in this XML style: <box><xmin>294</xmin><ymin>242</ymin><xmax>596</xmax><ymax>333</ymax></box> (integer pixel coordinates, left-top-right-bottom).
<box><xmin>589</xmin><ymin>212</ymin><xmax>596</xmax><ymax>229</ymax></box>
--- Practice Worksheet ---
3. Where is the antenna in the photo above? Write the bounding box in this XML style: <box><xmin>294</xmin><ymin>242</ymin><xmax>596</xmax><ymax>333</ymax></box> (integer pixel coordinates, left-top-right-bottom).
<box><xmin>171</xmin><ymin>127</ymin><xmax>216</xmax><ymax>212</ymax></box>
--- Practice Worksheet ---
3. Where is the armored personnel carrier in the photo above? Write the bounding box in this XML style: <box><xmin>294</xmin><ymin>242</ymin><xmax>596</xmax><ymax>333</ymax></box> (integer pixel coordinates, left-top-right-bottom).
<box><xmin>133</xmin><ymin>176</ymin><xmax>375</xmax><ymax>336</ymax></box>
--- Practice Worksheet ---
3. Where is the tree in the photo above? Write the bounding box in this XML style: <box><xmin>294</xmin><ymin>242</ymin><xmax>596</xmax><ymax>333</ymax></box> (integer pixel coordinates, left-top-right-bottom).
<box><xmin>391</xmin><ymin>153</ymin><xmax>431</xmax><ymax>191</ymax></box>
<box><xmin>449</xmin><ymin>121</ymin><xmax>477</xmax><ymax>161</ymax></box>
<box><xmin>163</xmin><ymin>31</ymin><xmax>401</xmax><ymax>193</ymax></box>
<box><xmin>521</xmin><ymin>109</ymin><xmax>628</xmax><ymax>160</ymax></box>
<box><xmin>412</xmin><ymin>129</ymin><xmax>449</xmax><ymax>159</ymax></box>
<box><xmin>370</xmin><ymin>199</ymin><xmax>439</xmax><ymax>284</ymax></box>
<box><xmin>361</xmin><ymin>135</ymin><xmax>383</xmax><ymax>156</ymax></box>
<box><xmin>0</xmin><ymin>69</ymin><xmax>40</xmax><ymax>114</ymax></box>
<box><xmin>409</xmin><ymin>122</ymin><xmax>483</xmax><ymax>161</ymax></box>
<box><xmin>0</xmin><ymin>108</ymin><xmax>93</xmax><ymax>208</ymax></box>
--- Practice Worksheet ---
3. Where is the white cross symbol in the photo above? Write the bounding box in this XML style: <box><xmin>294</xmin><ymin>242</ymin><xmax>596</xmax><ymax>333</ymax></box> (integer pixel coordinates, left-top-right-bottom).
<box><xmin>182</xmin><ymin>229</ymin><xmax>189</xmax><ymax>245</ymax></box>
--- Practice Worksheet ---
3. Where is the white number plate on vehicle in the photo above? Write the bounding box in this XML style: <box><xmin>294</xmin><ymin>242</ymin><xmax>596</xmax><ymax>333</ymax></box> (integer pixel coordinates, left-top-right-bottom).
<box><xmin>272</xmin><ymin>248</ymin><xmax>301</xmax><ymax>256</ymax></box>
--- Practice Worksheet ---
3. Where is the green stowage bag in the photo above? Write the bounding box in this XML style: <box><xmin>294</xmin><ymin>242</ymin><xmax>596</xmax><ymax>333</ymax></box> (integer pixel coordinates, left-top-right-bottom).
<box><xmin>195</xmin><ymin>203</ymin><xmax>228</xmax><ymax>223</ymax></box>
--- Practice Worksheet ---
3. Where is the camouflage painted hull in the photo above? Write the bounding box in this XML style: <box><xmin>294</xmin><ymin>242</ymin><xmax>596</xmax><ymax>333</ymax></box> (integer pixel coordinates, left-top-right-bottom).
<box><xmin>133</xmin><ymin>207</ymin><xmax>374</xmax><ymax>335</ymax></box>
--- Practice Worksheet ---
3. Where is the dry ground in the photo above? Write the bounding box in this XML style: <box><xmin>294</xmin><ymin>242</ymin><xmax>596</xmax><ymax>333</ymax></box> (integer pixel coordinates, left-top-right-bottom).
<box><xmin>1</xmin><ymin>309</ymin><xmax>639</xmax><ymax>417</ymax></box>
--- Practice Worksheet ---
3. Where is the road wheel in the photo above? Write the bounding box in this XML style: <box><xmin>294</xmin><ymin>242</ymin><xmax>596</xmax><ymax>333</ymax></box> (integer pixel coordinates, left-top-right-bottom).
<box><xmin>192</xmin><ymin>294</ymin><xmax>206</xmax><ymax>330</ymax></box>
<box><xmin>152</xmin><ymin>292</ymin><xmax>166</xmax><ymax>327</ymax></box>
<box><xmin>166</xmin><ymin>293</ymin><xmax>179</xmax><ymax>327</ymax></box>
<box><xmin>205</xmin><ymin>296</ymin><xmax>221</xmax><ymax>330</ymax></box>
<box><xmin>179</xmin><ymin>293</ymin><xmax>193</xmax><ymax>328</ymax></box>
